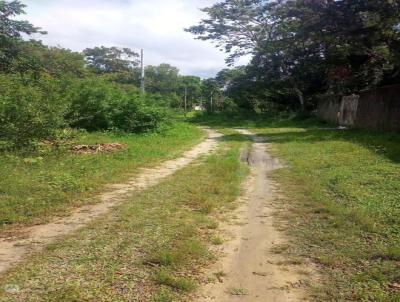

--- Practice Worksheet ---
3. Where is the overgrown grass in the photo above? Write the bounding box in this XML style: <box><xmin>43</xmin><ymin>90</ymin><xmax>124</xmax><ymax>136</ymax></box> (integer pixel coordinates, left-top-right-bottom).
<box><xmin>192</xmin><ymin>112</ymin><xmax>400</xmax><ymax>301</ymax></box>
<box><xmin>0</xmin><ymin>123</ymin><xmax>203</xmax><ymax>229</ymax></box>
<box><xmin>262</xmin><ymin>126</ymin><xmax>400</xmax><ymax>301</ymax></box>
<box><xmin>0</xmin><ymin>133</ymin><xmax>249</xmax><ymax>301</ymax></box>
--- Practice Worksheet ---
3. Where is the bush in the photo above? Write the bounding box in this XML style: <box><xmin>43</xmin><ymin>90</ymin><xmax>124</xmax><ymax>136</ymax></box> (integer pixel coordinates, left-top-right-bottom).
<box><xmin>144</xmin><ymin>92</ymin><xmax>181</xmax><ymax>108</ymax></box>
<box><xmin>65</xmin><ymin>78</ymin><xmax>119</xmax><ymax>131</ymax></box>
<box><xmin>0</xmin><ymin>74</ymin><xmax>65</xmax><ymax>149</ymax></box>
<box><xmin>65</xmin><ymin>77</ymin><xmax>167</xmax><ymax>133</ymax></box>
<box><xmin>111</xmin><ymin>98</ymin><xmax>167</xmax><ymax>132</ymax></box>
<box><xmin>0</xmin><ymin>75</ymin><xmax>169</xmax><ymax>150</ymax></box>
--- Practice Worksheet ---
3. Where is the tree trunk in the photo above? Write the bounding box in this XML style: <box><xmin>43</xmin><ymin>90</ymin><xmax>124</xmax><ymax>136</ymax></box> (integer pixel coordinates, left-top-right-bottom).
<box><xmin>294</xmin><ymin>87</ymin><xmax>305</xmax><ymax>111</ymax></box>
<box><xmin>280</xmin><ymin>61</ymin><xmax>305</xmax><ymax>112</ymax></box>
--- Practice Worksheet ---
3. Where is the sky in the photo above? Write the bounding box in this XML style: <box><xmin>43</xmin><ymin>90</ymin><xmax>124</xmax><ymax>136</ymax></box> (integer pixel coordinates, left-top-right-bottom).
<box><xmin>21</xmin><ymin>0</ymin><xmax>246</xmax><ymax>78</ymax></box>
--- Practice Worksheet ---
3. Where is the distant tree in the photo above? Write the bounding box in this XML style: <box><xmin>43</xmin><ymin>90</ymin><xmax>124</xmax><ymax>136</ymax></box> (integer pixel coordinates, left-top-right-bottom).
<box><xmin>145</xmin><ymin>63</ymin><xmax>180</xmax><ymax>95</ymax></box>
<box><xmin>178</xmin><ymin>75</ymin><xmax>202</xmax><ymax>109</ymax></box>
<box><xmin>11</xmin><ymin>40</ymin><xmax>87</xmax><ymax>79</ymax></box>
<box><xmin>83</xmin><ymin>46</ymin><xmax>139</xmax><ymax>74</ymax></box>
<box><xmin>215</xmin><ymin>67</ymin><xmax>258</xmax><ymax>110</ymax></box>
<box><xmin>0</xmin><ymin>0</ymin><xmax>46</xmax><ymax>72</ymax></box>
<box><xmin>201</xmin><ymin>78</ymin><xmax>223</xmax><ymax>111</ymax></box>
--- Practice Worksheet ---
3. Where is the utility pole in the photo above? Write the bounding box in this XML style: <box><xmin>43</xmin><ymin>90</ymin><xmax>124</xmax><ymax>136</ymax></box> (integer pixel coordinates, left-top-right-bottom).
<box><xmin>184</xmin><ymin>87</ymin><xmax>187</xmax><ymax>112</ymax></box>
<box><xmin>210</xmin><ymin>91</ymin><xmax>213</xmax><ymax>112</ymax></box>
<box><xmin>140</xmin><ymin>49</ymin><xmax>145</xmax><ymax>94</ymax></box>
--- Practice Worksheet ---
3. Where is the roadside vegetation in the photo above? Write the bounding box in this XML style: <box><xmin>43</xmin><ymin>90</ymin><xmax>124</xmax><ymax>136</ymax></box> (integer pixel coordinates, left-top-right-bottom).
<box><xmin>2</xmin><ymin>1</ymin><xmax>400</xmax><ymax>300</ymax></box>
<box><xmin>189</xmin><ymin>4</ymin><xmax>400</xmax><ymax>297</ymax></box>
<box><xmin>187</xmin><ymin>1</ymin><xmax>400</xmax><ymax>114</ymax></box>
<box><xmin>193</xmin><ymin>112</ymin><xmax>400</xmax><ymax>301</ymax></box>
<box><xmin>0</xmin><ymin>1</ymin><xmax>208</xmax><ymax>230</ymax></box>
<box><xmin>266</xmin><ymin>125</ymin><xmax>400</xmax><ymax>301</ymax></box>
<box><xmin>0</xmin><ymin>1</ymin><xmax>222</xmax><ymax>153</ymax></box>
<box><xmin>0</xmin><ymin>123</ymin><xmax>203</xmax><ymax>229</ymax></box>
<box><xmin>0</xmin><ymin>131</ymin><xmax>249</xmax><ymax>301</ymax></box>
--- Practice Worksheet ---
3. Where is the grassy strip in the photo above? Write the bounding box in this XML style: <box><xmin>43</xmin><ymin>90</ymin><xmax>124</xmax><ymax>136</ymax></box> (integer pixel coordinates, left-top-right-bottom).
<box><xmin>260</xmin><ymin>125</ymin><xmax>400</xmax><ymax>301</ymax></box>
<box><xmin>194</xmin><ymin>113</ymin><xmax>400</xmax><ymax>301</ymax></box>
<box><xmin>0</xmin><ymin>131</ymin><xmax>249</xmax><ymax>301</ymax></box>
<box><xmin>0</xmin><ymin>123</ymin><xmax>203</xmax><ymax>229</ymax></box>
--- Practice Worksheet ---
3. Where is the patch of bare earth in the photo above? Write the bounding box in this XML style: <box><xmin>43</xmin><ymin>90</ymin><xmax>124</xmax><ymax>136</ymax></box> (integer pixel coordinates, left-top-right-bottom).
<box><xmin>72</xmin><ymin>143</ymin><xmax>127</xmax><ymax>154</ymax></box>
<box><xmin>0</xmin><ymin>128</ymin><xmax>222</xmax><ymax>275</ymax></box>
<box><xmin>197</xmin><ymin>129</ymin><xmax>313</xmax><ymax>302</ymax></box>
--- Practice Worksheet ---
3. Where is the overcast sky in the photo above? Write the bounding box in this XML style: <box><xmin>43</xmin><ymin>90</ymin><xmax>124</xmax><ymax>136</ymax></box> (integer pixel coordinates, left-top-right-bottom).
<box><xmin>22</xmin><ymin>0</ymin><xmax>245</xmax><ymax>78</ymax></box>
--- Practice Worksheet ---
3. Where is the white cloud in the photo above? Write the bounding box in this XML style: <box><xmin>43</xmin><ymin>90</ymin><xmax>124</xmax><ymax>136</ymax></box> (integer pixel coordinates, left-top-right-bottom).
<box><xmin>21</xmin><ymin>0</ymin><xmax>246</xmax><ymax>77</ymax></box>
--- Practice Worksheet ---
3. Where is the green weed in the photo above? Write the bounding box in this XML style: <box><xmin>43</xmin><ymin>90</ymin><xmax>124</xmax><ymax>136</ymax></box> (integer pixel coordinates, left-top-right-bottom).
<box><xmin>155</xmin><ymin>271</ymin><xmax>196</xmax><ymax>292</ymax></box>
<box><xmin>0</xmin><ymin>122</ymin><xmax>203</xmax><ymax>229</ymax></box>
<box><xmin>0</xmin><ymin>132</ymin><xmax>249</xmax><ymax>301</ymax></box>
<box><xmin>191</xmin><ymin>113</ymin><xmax>400</xmax><ymax>301</ymax></box>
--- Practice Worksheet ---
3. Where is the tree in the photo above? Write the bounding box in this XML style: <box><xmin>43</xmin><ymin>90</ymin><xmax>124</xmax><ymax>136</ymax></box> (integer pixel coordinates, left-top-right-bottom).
<box><xmin>11</xmin><ymin>40</ymin><xmax>87</xmax><ymax>79</ymax></box>
<box><xmin>201</xmin><ymin>78</ymin><xmax>223</xmax><ymax>111</ymax></box>
<box><xmin>178</xmin><ymin>75</ymin><xmax>202</xmax><ymax>109</ymax></box>
<box><xmin>215</xmin><ymin>66</ymin><xmax>260</xmax><ymax>110</ymax></box>
<box><xmin>215</xmin><ymin>67</ymin><xmax>245</xmax><ymax>89</ymax></box>
<box><xmin>83</xmin><ymin>46</ymin><xmax>139</xmax><ymax>74</ymax></box>
<box><xmin>0</xmin><ymin>0</ymin><xmax>46</xmax><ymax>72</ymax></box>
<box><xmin>188</xmin><ymin>0</ymin><xmax>400</xmax><ymax>111</ymax></box>
<box><xmin>187</xmin><ymin>0</ymin><xmax>319</xmax><ymax>110</ymax></box>
<box><xmin>286</xmin><ymin>0</ymin><xmax>400</xmax><ymax>92</ymax></box>
<box><xmin>144</xmin><ymin>64</ymin><xmax>180</xmax><ymax>95</ymax></box>
<box><xmin>186</xmin><ymin>0</ymin><xmax>274</xmax><ymax>64</ymax></box>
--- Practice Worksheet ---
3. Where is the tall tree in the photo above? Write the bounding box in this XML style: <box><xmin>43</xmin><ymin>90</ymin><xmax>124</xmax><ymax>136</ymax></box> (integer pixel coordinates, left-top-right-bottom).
<box><xmin>285</xmin><ymin>0</ymin><xmax>400</xmax><ymax>92</ymax></box>
<box><xmin>178</xmin><ymin>75</ymin><xmax>202</xmax><ymax>109</ymax></box>
<box><xmin>201</xmin><ymin>78</ymin><xmax>223</xmax><ymax>111</ymax></box>
<box><xmin>188</xmin><ymin>0</ymin><xmax>400</xmax><ymax>111</ymax></box>
<box><xmin>144</xmin><ymin>63</ymin><xmax>180</xmax><ymax>95</ymax></box>
<box><xmin>186</xmin><ymin>0</ymin><xmax>274</xmax><ymax>64</ymax></box>
<box><xmin>83</xmin><ymin>46</ymin><xmax>139</xmax><ymax>74</ymax></box>
<box><xmin>12</xmin><ymin>40</ymin><xmax>87</xmax><ymax>79</ymax></box>
<box><xmin>0</xmin><ymin>0</ymin><xmax>46</xmax><ymax>71</ymax></box>
<box><xmin>187</xmin><ymin>0</ymin><xmax>317</xmax><ymax>110</ymax></box>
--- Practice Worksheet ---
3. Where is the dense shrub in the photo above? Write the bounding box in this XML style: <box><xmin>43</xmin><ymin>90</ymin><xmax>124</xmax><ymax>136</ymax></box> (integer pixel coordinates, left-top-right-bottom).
<box><xmin>65</xmin><ymin>77</ymin><xmax>166</xmax><ymax>133</ymax></box>
<box><xmin>0</xmin><ymin>75</ymin><xmax>65</xmax><ymax>149</ymax></box>
<box><xmin>0</xmin><ymin>75</ymin><xmax>169</xmax><ymax>150</ymax></box>
<box><xmin>110</xmin><ymin>97</ymin><xmax>167</xmax><ymax>132</ymax></box>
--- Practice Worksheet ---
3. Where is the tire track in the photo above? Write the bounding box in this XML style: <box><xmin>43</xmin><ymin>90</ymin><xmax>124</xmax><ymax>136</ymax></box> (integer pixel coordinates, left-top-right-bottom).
<box><xmin>0</xmin><ymin>128</ymin><xmax>222</xmax><ymax>274</ymax></box>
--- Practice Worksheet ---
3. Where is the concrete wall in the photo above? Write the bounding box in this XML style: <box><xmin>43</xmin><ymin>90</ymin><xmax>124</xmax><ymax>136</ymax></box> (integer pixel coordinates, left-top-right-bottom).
<box><xmin>317</xmin><ymin>85</ymin><xmax>400</xmax><ymax>131</ymax></box>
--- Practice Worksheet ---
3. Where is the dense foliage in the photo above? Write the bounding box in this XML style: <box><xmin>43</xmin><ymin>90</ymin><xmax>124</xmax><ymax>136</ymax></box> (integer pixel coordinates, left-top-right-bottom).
<box><xmin>188</xmin><ymin>0</ymin><xmax>400</xmax><ymax>112</ymax></box>
<box><xmin>0</xmin><ymin>0</ymin><xmax>205</xmax><ymax>150</ymax></box>
<box><xmin>65</xmin><ymin>78</ymin><xmax>166</xmax><ymax>133</ymax></box>
<box><xmin>0</xmin><ymin>75</ymin><xmax>65</xmax><ymax>149</ymax></box>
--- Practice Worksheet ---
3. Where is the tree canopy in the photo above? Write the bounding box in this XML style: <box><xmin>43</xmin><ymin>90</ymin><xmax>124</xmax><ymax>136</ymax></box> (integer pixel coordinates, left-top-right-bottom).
<box><xmin>83</xmin><ymin>46</ymin><xmax>139</xmax><ymax>74</ymax></box>
<box><xmin>188</xmin><ymin>0</ymin><xmax>400</xmax><ymax>111</ymax></box>
<box><xmin>0</xmin><ymin>0</ymin><xmax>46</xmax><ymax>71</ymax></box>
<box><xmin>0</xmin><ymin>1</ymin><xmax>207</xmax><ymax>149</ymax></box>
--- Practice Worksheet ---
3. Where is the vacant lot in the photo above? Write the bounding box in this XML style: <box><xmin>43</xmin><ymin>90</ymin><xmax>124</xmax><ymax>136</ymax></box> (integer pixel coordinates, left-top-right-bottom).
<box><xmin>0</xmin><ymin>130</ymin><xmax>249</xmax><ymax>301</ymax></box>
<box><xmin>0</xmin><ymin>123</ymin><xmax>203</xmax><ymax>229</ymax></box>
<box><xmin>1</xmin><ymin>114</ymin><xmax>399</xmax><ymax>301</ymax></box>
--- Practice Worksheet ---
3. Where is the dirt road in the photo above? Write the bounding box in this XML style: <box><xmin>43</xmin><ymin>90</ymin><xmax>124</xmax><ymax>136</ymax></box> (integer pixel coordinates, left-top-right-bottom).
<box><xmin>0</xmin><ymin>128</ymin><xmax>222</xmax><ymax>274</ymax></box>
<box><xmin>198</xmin><ymin>129</ymin><xmax>309</xmax><ymax>302</ymax></box>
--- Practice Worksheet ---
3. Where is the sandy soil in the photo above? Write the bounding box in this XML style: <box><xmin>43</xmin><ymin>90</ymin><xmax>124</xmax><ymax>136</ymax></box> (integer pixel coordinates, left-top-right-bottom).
<box><xmin>197</xmin><ymin>129</ymin><xmax>311</xmax><ymax>302</ymax></box>
<box><xmin>0</xmin><ymin>128</ymin><xmax>222</xmax><ymax>275</ymax></box>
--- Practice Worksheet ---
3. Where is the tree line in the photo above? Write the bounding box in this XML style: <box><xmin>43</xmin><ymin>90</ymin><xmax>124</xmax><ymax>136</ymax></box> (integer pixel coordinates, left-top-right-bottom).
<box><xmin>187</xmin><ymin>0</ymin><xmax>400</xmax><ymax>112</ymax></box>
<box><xmin>0</xmin><ymin>0</ymin><xmax>219</xmax><ymax>150</ymax></box>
